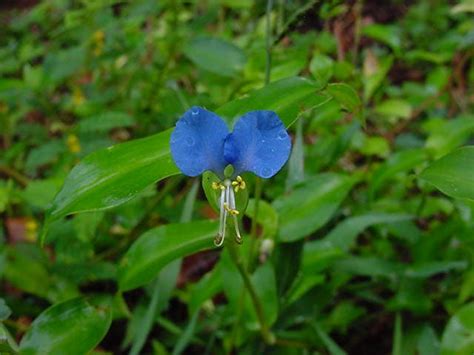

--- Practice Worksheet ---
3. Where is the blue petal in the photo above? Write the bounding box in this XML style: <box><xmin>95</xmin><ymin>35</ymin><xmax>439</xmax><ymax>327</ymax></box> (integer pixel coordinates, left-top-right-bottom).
<box><xmin>224</xmin><ymin>110</ymin><xmax>292</xmax><ymax>178</ymax></box>
<box><xmin>170</xmin><ymin>106</ymin><xmax>229</xmax><ymax>177</ymax></box>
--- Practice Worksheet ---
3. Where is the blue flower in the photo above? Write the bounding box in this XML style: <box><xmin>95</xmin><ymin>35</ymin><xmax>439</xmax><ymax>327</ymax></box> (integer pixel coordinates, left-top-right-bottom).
<box><xmin>170</xmin><ymin>106</ymin><xmax>292</xmax><ymax>246</ymax></box>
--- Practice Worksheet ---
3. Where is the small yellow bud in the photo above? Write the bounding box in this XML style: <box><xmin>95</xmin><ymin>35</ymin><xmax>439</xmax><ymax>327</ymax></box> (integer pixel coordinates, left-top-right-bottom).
<box><xmin>25</xmin><ymin>218</ymin><xmax>38</xmax><ymax>242</ymax></box>
<box><xmin>93</xmin><ymin>30</ymin><xmax>105</xmax><ymax>42</ymax></box>
<box><xmin>72</xmin><ymin>87</ymin><xmax>85</xmax><ymax>106</ymax></box>
<box><xmin>0</xmin><ymin>102</ymin><xmax>8</xmax><ymax>114</ymax></box>
<box><xmin>67</xmin><ymin>134</ymin><xmax>81</xmax><ymax>153</ymax></box>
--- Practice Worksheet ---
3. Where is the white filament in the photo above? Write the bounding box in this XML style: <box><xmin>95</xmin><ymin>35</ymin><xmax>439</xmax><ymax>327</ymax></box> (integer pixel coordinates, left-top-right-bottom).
<box><xmin>215</xmin><ymin>179</ymin><xmax>243</xmax><ymax>246</ymax></box>
<box><xmin>229</xmin><ymin>186</ymin><xmax>242</xmax><ymax>243</ymax></box>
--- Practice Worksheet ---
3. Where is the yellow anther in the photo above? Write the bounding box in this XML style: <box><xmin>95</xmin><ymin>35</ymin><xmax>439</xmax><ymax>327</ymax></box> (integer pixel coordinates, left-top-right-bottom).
<box><xmin>231</xmin><ymin>176</ymin><xmax>246</xmax><ymax>193</ymax></box>
<box><xmin>224</xmin><ymin>203</ymin><xmax>239</xmax><ymax>215</ymax></box>
<box><xmin>212</xmin><ymin>182</ymin><xmax>225</xmax><ymax>190</ymax></box>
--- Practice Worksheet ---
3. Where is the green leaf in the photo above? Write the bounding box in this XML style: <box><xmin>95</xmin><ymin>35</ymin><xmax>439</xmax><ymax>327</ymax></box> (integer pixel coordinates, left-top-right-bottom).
<box><xmin>118</xmin><ymin>220</ymin><xmax>218</xmax><ymax>291</ymax></box>
<box><xmin>21</xmin><ymin>179</ymin><xmax>61</xmax><ymax>210</ymax></box>
<box><xmin>362</xmin><ymin>24</ymin><xmax>401</xmax><ymax>52</ymax></box>
<box><xmin>244</xmin><ymin>198</ymin><xmax>278</xmax><ymax>239</ymax></box>
<box><xmin>19</xmin><ymin>297</ymin><xmax>112</xmax><ymax>355</ymax></box>
<box><xmin>405</xmin><ymin>50</ymin><xmax>451</xmax><ymax>64</ymax></box>
<box><xmin>129</xmin><ymin>180</ymin><xmax>199</xmax><ymax>355</ymax></box>
<box><xmin>274</xmin><ymin>173</ymin><xmax>356</xmax><ymax>242</ymax></box>
<box><xmin>172</xmin><ymin>310</ymin><xmax>200</xmax><ymax>355</ymax></box>
<box><xmin>188</xmin><ymin>266</ymin><xmax>222</xmax><ymax>315</ymax></box>
<box><xmin>248</xmin><ymin>262</ymin><xmax>278</xmax><ymax>328</ymax></box>
<box><xmin>0</xmin><ymin>299</ymin><xmax>11</xmax><ymax>321</ymax></box>
<box><xmin>310</xmin><ymin>321</ymin><xmax>347</xmax><ymax>355</ymax></box>
<box><xmin>392</xmin><ymin>313</ymin><xmax>403</xmax><ymax>355</ymax></box>
<box><xmin>363</xmin><ymin>55</ymin><xmax>393</xmax><ymax>102</ymax></box>
<box><xmin>440</xmin><ymin>302</ymin><xmax>474</xmax><ymax>355</ymax></box>
<box><xmin>309</xmin><ymin>53</ymin><xmax>334</xmax><ymax>87</ymax></box>
<box><xmin>183</xmin><ymin>37</ymin><xmax>247</xmax><ymax>77</ymax></box>
<box><xmin>78</xmin><ymin>111</ymin><xmax>135</xmax><ymax>133</ymax></box>
<box><xmin>425</xmin><ymin>116</ymin><xmax>474</xmax><ymax>158</ymax></box>
<box><xmin>274</xmin><ymin>240</ymin><xmax>304</xmax><ymax>298</ymax></box>
<box><xmin>333</xmin><ymin>256</ymin><xmax>401</xmax><ymax>278</ymax></box>
<box><xmin>417</xmin><ymin>325</ymin><xmax>440</xmax><ymax>355</ymax></box>
<box><xmin>217</xmin><ymin>77</ymin><xmax>330</xmax><ymax>127</ymax></box>
<box><xmin>3</xmin><ymin>245</ymin><xmax>51</xmax><ymax>300</ymax></box>
<box><xmin>369</xmin><ymin>148</ymin><xmax>426</xmax><ymax>200</ymax></box>
<box><xmin>326</xmin><ymin>83</ymin><xmax>362</xmax><ymax>113</ymax></box>
<box><xmin>129</xmin><ymin>261</ymin><xmax>180</xmax><ymax>355</ymax></box>
<box><xmin>375</xmin><ymin>99</ymin><xmax>412</xmax><ymax>120</ymax></box>
<box><xmin>420</xmin><ymin>146</ymin><xmax>474</xmax><ymax>201</ymax></box>
<box><xmin>0</xmin><ymin>323</ymin><xmax>18</xmax><ymax>354</ymax></box>
<box><xmin>43</xmin><ymin>47</ymin><xmax>86</xmax><ymax>85</ymax></box>
<box><xmin>325</xmin><ymin>213</ymin><xmax>413</xmax><ymax>252</ymax></box>
<box><xmin>404</xmin><ymin>261</ymin><xmax>468</xmax><ymax>278</ymax></box>
<box><xmin>44</xmin><ymin>129</ymin><xmax>180</xmax><ymax>242</ymax></box>
<box><xmin>286</xmin><ymin>117</ymin><xmax>305</xmax><ymax>187</ymax></box>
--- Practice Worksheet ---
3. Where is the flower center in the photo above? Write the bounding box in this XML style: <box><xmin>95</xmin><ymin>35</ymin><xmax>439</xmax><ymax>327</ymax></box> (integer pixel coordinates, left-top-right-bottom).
<box><xmin>212</xmin><ymin>176</ymin><xmax>246</xmax><ymax>246</ymax></box>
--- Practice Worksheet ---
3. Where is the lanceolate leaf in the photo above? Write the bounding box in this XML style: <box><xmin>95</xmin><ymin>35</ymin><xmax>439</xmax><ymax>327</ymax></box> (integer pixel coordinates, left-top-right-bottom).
<box><xmin>118</xmin><ymin>221</ymin><xmax>218</xmax><ymax>291</ymax></box>
<box><xmin>19</xmin><ymin>297</ymin><xmax>112</xmax><ymax>355</ymax></box>
<box><xmin>42</xmin><ymin>129</ymin><xmax>180</xmax><ymax>243</ymax></box>
<box><xmin>217</xmin><ymin>77</ymin><xmax>330</xmax><ymax>127</ymax></box>
<box><xmin>326</xmin><ymin>83</ymin><xmax>362</xmax><ymax>113</ymax></box>
<box><xmin>440</xmin><ymin>302</ymin><xmax>474</xmax><ymax>355</ymax></box>
<box><xmin>183</xmin><ymin>37</ymin><xmax>247</xmax><ymax>77</ymax></box>
<box><xmin>420</xmin><ymin>146</ymin><xmax>474</xmax><ymax>201</ymax></box>
<box><xmin>274</xmin><ymin>173</ymin><xmax>357</xmax><ymax>242</ymax></box>
<box><xmin>49</xmin><ymin>129</ymin><xmax>178</xmax><ymax>220</ymax></box>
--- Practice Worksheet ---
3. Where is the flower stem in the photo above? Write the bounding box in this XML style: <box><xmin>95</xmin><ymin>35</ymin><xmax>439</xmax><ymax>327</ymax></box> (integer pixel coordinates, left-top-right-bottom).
<box><xmin>228</xmin><ymin>0</ymin><xmax>276</xmax><ymax>346</ymax></box>
<box><xmin>227</xmin><ymin>237</ymin><xmax>275</xmax><ymax>345</ymax></box>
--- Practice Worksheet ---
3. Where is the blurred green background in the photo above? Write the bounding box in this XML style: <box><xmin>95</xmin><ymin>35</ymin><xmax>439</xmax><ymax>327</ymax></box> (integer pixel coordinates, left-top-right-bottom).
<box><xmin>1</xmin><ymin>0</ymin><xmax>474</xmax><ymax>354</ymax></box>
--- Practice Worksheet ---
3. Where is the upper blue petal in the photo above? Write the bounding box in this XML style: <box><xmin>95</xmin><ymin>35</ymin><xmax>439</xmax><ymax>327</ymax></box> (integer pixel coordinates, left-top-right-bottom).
<box><xmin>170</xmin><ymin>106</ymin><xmax>229</xmax><ymax>177</ymax></box>
<box><xmin>224</xmin><ymin>110</ymin><xmax>292</xmax><ymax>178</ymax></box>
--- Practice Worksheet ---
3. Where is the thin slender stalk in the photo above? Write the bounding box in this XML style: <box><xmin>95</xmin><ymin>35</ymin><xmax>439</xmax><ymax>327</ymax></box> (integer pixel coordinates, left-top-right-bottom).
<box><xmin>229</xmin><ymin>0</ymin><xmax>275</xmax><ymax>347</ymax></box>
<box><xmin>227</xmin><ymin>238</ymin><xmax>275</xmax><ymax>345</ymax></box>
<box><xmin>265</xmin><ymin>0</ymin><xmax>273</xmax><ymax>85</ymax></box>
<box><xmin>0</xmin><ymin>165</ymin><xmax>29</xmax><ymax>187</ymax></box>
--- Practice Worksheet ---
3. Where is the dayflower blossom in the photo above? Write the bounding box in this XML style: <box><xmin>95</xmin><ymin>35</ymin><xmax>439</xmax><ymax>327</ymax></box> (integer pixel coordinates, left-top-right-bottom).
<box><xmin>170</xmin><ymin>106</ymin><xmax>292</xmax><ymax>246</ymax></box>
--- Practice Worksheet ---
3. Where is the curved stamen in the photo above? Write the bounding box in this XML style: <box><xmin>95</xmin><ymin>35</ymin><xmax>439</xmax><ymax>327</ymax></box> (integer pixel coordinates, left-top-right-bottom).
<box><xmin>214</xmin><ymin>186</ymin><xmax>226</xmax><ymax>246</ymax></box>
<box><xmin>214</xmin><ymin>177</ymin><xmax>245</xmax><ymax>246</ymax></box>
<box><xmin>229</xmin><ymin>187</ymin><xmax>242</xmax><ymax>244</ymax></box>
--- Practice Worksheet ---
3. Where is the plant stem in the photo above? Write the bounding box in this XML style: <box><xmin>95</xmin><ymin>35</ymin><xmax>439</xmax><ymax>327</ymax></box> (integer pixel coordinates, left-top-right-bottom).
<box><xmin>227</xmin><ymin>238</ymin><xmax>275</xmax><ymax>345</ymax></box>
<box><xmin>228</xmin><ymin>0</ymin><xmax>276</xmax><ymax>346</ymax></box>
<box><xmin>0</xmin><ymin>165</ymin><xmax>29</xmax><ymax>187</ymax></box>
<box><xmin>265</xmin><ymin>0</ymin><xmax>273</xmax><ymax>85</ymax></box>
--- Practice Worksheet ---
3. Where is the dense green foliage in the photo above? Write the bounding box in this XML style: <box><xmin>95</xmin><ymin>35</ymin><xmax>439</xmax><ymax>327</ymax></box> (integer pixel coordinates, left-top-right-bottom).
<box><xmin>1</xmin><ymin>0</ymin><xmax>473</xmax><ymax>354</ymax></box>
